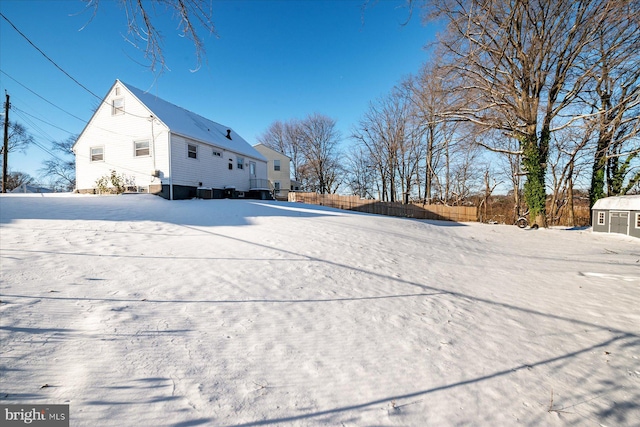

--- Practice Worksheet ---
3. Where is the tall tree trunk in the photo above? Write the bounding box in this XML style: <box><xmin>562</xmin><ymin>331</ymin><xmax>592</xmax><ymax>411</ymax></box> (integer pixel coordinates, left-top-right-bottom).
<box><xmin>567</xmin><ymin>160</ymin><xmax>575</xmax><ymax>227</ymax></box>
<box><xmin>522</xmin><ymin>132</ymin><xmax>547</xmax><ymax>227</ymax></box>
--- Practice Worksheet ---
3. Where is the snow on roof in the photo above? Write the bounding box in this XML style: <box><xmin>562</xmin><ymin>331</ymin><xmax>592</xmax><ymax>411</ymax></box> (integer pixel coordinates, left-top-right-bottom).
<box><xmin>120</xmin><ymin>81</ymin><xmax>266</xmax><ymax>162</ymax></box>
<box><xmin>592</xmin><ymin>195</ymin><xmax>640</xmax><ymax>210</ymax></box>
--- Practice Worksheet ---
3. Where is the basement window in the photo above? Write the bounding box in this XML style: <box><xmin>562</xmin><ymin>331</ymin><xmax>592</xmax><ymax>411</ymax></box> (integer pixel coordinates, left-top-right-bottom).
<box><xmin>134</xmin><ymin>140</ymin><xmax>150</xmax><ymax>157</ymax></box>
<box><xmin>188</xmin><ymin>144</ymin><xmax>197</xmax><ymax>159</ymax></box>
<box><xmin>597</xmin><ymin>212</ymin><xmax>605</xmax><ymax>225</ymax></box>
<box><xmin>90</xmin><ymin>146</ymin><xmax>104</xmax><ymax>162</ymax></box>
<box><xmin>112</xmin><ymin>98</ymin><xmax>124</xmax><ymax>115</ymax></box>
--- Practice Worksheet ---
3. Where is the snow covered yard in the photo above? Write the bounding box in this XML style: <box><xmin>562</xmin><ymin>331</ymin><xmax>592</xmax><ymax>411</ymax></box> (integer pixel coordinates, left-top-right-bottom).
<box><xmin>1</xmin><ymin>193</ymin><xmax>638</xmax><ymax>426</ymax></box>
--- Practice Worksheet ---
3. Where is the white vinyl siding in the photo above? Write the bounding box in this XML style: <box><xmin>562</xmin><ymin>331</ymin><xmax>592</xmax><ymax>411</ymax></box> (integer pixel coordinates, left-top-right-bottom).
<box><xmin>74</xmin><ymin>82</ymin><xmax>170</xmax><ymax>191</ymax></box>
<box><xmin>169</xmin><ymin>135</ymin><xmax>266</xmax><ymax>191</ymax></box>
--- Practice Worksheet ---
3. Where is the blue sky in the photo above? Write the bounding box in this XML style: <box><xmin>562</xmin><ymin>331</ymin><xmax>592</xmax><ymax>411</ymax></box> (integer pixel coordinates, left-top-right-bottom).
<box><xmin>0</xmin><ymin>0</ymin><xmax>438</xmax><ymax>180</ymax></box>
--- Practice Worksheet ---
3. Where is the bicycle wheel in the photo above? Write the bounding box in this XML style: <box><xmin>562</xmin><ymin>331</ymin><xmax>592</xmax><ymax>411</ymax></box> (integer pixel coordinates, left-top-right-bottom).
<box><xmin>516</xmin><ymin>217</ymin><xmax>528</xmax><ymax>228</ymax></box>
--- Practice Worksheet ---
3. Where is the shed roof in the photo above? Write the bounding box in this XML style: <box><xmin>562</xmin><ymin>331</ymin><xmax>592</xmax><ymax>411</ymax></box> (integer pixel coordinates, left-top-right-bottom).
<box><xmin>120</xmin><ymin>81</ymin><xmax>266</xmax><ymax>162</ymax></box>
<box><xmin>592</xmin><ymin>195</ymin><xmax>640</xmax><ymax>210</ymax></box>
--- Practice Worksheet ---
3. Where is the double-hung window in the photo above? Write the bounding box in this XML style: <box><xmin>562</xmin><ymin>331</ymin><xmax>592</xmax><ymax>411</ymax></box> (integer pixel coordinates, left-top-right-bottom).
<box><xmin>274</xmin><ymin>159</ymin><xmax>281</xmax><ymax>171</ymax></box>
<box><xmin>237</xmin><ymin>157</ymin><xmax>244</xmax><ymax>170</ymax></box>
<box><xmin>188</xmin><ymin>144</ymin><xmax>197</xmax><ymax>159</ymax></box>
<box><xmin>90</xmin><ymin>146</ymin><xmax>104</xmax><ymax>162</ymax></box>
<box><xmin>134</xmin><ymin>140</ymin><xmax>150</xmax><ymax>157</ymax></box>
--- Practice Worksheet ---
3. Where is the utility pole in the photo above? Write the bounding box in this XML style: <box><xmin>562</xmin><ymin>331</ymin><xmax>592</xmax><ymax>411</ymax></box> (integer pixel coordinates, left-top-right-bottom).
<box><xmin>2</xmin><ymin>91</ymin><xmax>9</xmax><ymax>193</ymax></box>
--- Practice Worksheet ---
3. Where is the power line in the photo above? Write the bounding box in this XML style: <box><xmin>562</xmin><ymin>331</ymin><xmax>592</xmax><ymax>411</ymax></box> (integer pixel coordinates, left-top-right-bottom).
<box><xmin>0</xmin><ymin>69</ymin><xmax>87</xmax><ymax>123</ymax></box>
<box><xmin>0</xmin><ymin>15</ymin><xmax>153</xmax><ymax>122</ymax></box>
<box><xmin>11</xmin><ymin>109</ymin><xmax>66</xmax><ymax>162</ymax></box>
<box><xmin>0</xmin><ymin>12</ymin><xmax>103</xmax><ymax>101</ymax></box>
<box><xmin>12</xmin><ymin>106</ymin><xmax>76</xmax><ymax>136</ymax></box>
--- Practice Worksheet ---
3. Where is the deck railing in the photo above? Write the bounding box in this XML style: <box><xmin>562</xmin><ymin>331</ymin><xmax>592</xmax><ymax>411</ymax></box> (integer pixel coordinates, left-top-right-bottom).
<box><xmin>249</xmin><ymin>179</ymin><xmax>271</xmax><ymax>190</ymax></box>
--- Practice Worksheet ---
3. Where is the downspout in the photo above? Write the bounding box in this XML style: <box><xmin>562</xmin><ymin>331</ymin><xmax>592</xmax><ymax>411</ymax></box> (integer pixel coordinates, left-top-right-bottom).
<box><xmin>150</xmin><ymin>115</ymin><xmax>157</xmax><ymax>174</ymax></box>
<box><xmin>168</xmin><ymin>131</ymin><xmax>173</xmax><ymax>200</ymax></box>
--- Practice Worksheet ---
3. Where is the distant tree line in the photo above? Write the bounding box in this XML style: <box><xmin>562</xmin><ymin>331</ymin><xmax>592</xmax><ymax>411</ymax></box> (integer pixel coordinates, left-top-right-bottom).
<box><xmin>260</xmin><ymin>0</ymin><xmax>639</xmax><ymax>228</ymax></box>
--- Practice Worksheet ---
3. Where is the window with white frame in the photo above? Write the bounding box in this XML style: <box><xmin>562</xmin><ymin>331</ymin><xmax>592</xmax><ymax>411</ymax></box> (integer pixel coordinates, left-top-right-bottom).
<box><xmin>213</xmin><ymin>149</ymin><xmax>222</xmax><ymax>157</ymax></box>
<box><xmin>112</xmin><ymin>98</ymin><xmax>124</xmax><ymax>115</ymax></box>
<box><xmin>237</xmin><ymin>156</ymin><xmax>244</xmax><ymax>170</ymax></box>
<box><xmin>636</xmin><ymin>213</ymin><xmax>640</xmax><ymax>228</ymax></box>
<box><xmin>274</xmin><ymin>159</ymin><xmax>281</xmax><ymax>171</ymax></box>
<box><xmin>134</xmin><ymin>140</ymin><xmax>150</xmax><ymax>157</ymax></box>
<box><xmin>188</xmin><ymin>144</ymin><xmax>197</xmax><ymax>159</ymax></box>
<box><xmin>90</xmin><ymin>146</ymin><xmax>104</xmax><ymax>162</ymax></box>
<box><xmin>597</xmin><ymin>211</ymin><xmax>605</xmax><ymax>225</ymax></box>
<box><xmin>115</xmin><ymin>86</ymin><xmax>121</xmax><ymax>96</ymax></box>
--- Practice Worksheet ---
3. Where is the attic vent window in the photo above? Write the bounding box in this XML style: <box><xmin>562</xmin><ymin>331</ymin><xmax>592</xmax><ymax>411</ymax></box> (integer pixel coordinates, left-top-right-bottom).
<box><xmin>112</xmin><ymin>98</ymin><xmax>124</xmax><ymax>115</ymax></box>
<box><xmin>115</xmin><ymin>86</ymin><xmax>121</xmax><ymax>96</ymax></box>
<box><xmin>226</xmin><ymin>129</ymin><xmax>232</xmax><ymax>140</ymax></box>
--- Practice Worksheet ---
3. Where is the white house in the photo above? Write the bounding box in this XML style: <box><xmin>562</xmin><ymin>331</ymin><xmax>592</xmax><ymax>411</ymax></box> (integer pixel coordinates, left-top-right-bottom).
<box><xmin>73</xmin><ymin>80</ymin><xmax>269</xmax><ymax>200</ymax></box>
<box><xmin>253</xmin><ymin>143</ymin><xmax>292</xmax><ymax>200</ymax></box>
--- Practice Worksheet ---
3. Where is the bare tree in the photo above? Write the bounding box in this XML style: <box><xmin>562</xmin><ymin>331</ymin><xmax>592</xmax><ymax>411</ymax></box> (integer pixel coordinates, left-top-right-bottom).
<box><xmin>404</xmin><ymin>63</ymin><xmax>460</xmax><ymax>203</ymax></box>
<box><xmin>586</xmin><ymin>0</ymin><xmax>640</xmax><ymax>205</ymax></box>
<box><xmin>4</xmin><ymin>171</ymin><xmax>34</xmax><ymax>191</ymax></box>
<box><xmin>351</xmin><ymin>86</ymin><xmax>421</xmax><ymax>202</ymax></box>
<box><xmin>298</xmin><ymin>113</ymin><xmax>342</xmax><ymax>194</ymax></box>
<box><xmin>429</xmin><ymin>0</ymin><xmax>614</xmax><ymax>227</ymax></box>
<box><xmin>345</xmin><ymin>144</ymin><xmax>377</xmax><ymax>198</ymax></box>
<box><xmin>1</xmin><ymin>121</ymin><xmax>33</xmax><ymax>155</ymax></box>
<box><xmin>40</xmin><ymin>135</ymin><xmax>77</xmax><ymax>191</ymax></box>
<box><xmin>83</xmin><ymin>0</ymin><xmax>216</xmax><ymax>72</ymax></box>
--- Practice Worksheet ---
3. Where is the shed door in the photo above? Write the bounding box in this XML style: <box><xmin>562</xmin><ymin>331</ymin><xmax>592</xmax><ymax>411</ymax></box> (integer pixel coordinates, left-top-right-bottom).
<box><xmin>609</xmin><ymin>211</ymin><xmax>629</xmax><ymax>234</ymax></box>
